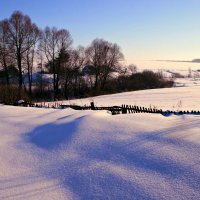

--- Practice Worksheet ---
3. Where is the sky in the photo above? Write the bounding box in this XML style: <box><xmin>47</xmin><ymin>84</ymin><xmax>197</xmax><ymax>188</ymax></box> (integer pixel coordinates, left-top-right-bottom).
<box><xmin>1</xmin><ymin>0</ymin><xmax>200</xmax><ymax>70</ymax></box>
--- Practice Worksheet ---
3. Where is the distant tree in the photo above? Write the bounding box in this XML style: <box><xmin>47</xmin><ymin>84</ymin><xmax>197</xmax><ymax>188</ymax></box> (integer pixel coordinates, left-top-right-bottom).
<box><xmin>1</xmin><ymin>11</ymin><xmax>40</xmax><ymax>97</ymax></box>
<box><xmin>56</xmin><ymin>46</ymin><xmax>86</xmax><ymax>99</ymax></box>
<box><xmin>33</xmin><ymin>48</ymin><xmax>46</xmax><ymax>98</ymax></box>
<box><xmin>0</xmin><ymin>20</ymin><xmax>14</xmax><ymax>85</ymax></box>
<box><xmin>128</xmin><ymin>64</ymin><xmax>137</xmax><ymax>75</ymax></box>
<box><xmin>55</xmin><ymin>46</ymin><xmax>70</xmax><ymax>99</ymax></box>
<box><xmin>85</xmin><ymin>39</ymin><xmax>124</xmax><ymax>91</ymax></box>
<box><xmin>39</xmin><ymin>27</ymin><xmax>72</xmax><ymax>99</ymax></box>
<box><xmin>23</xmin><ymin>23</ymin><xmax>41</xmax><ymax>96</ymax></box>
<box><xmin>68</xmin><ymin>46</ymin><xmax>86</xmax><ymax>97</ymax></box>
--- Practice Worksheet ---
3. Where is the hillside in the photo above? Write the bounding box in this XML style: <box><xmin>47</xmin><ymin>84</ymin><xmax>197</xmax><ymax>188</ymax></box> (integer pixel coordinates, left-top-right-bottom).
<box><xmin>1</xmin><ymin>85</ymin><xmax>200</xmax><ymax>199</ymax></box>
<box><xmin>49</xmin><ymin>81</ymin><xmax>200</xmax><ymax>111</ymax></box>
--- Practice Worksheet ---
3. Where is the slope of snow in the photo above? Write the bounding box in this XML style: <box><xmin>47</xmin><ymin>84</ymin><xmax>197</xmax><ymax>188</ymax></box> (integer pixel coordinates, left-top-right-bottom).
<box><xmin>1</xmin><ymin>101</ymin><xmax>200</xmax><ymax>199</ymax></box>
<box><xmin>48</xmin><ymin>85</ymin><xmax>200</xmax><ymax>111</ymax></box>
<box><xmin>174</xmin><ymin>78</ymin><xmax>200</xmax><ymax>87</ymax></box>
<box><xmin>2</xmin><ymin>83</ymin><xmax>200</xmax><ymax>199</ymax></box>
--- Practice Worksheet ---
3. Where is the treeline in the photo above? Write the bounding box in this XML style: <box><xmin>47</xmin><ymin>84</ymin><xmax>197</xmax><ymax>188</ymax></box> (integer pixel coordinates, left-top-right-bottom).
<box><xmin>0</xmin><ymin>11</ymin><xmax>173</xmax><ymax>104</ymax></box>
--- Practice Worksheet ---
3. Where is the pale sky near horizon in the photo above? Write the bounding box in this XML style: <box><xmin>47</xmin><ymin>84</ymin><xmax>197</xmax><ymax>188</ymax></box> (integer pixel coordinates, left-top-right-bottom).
<box><xmin>1</xmin><ymin>0</ymin><xmax>200</xmax><ymax>69</ymax></box>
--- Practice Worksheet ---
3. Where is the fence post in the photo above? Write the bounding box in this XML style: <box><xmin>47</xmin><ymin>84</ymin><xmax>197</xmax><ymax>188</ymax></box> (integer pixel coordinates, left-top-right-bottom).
<box><xmin>91</xmin><ymin>102</ymin><xmax>95</xmax><ymax>110</ymax></box>
<box><xmin>122</xmin><ymin>104</ymin><xmax>127</xmax><ymax>114</ymax></box>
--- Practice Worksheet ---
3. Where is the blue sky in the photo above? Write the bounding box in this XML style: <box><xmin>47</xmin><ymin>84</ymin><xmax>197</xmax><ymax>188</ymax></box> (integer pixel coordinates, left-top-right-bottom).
<box><xmin>1</xmin><ymin>0</ymin><xmax>200</xmax><ymax>68</ymax></box>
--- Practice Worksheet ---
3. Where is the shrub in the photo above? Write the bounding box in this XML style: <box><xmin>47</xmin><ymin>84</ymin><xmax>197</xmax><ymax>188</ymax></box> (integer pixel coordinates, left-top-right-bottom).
<box><xmin>0</xmin><ymin>85</ymin><xmax>30</xmax><ymax>105</ymax></box>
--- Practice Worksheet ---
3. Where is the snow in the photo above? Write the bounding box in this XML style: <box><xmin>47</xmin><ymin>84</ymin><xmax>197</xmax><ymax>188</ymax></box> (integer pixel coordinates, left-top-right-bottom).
<box><xmin>174</xmin><ymin>78</ymin><xmax>200</xmax><ymax>87</ymax></box>
<box><xmin>49</xmin><ymin>83</ymin><xmax>200</xmax><ymax>111</ymax></box>
<box><xmin>17</xmin><ymin>100</ymin><xmax>25</xmax><ymax>104</ymax></box>
<box><xmin>1</xmin><ymin>85</ymin><xmax>200</xmax><ymax>199</ymax></box>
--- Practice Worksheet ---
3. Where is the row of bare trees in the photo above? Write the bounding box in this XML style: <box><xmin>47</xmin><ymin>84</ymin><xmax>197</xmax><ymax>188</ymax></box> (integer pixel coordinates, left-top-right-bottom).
<box><xmin>0</xmin><ymin>11</ymin><xmax>173</xmax><ymax>104</ymax></box>
<box><xmin>0</xmin><ymin>11</ymin><xmax>40</xmax><ymax>96</ymax></box>
<box><xmin>0</xmin><ymin>11</ymin><xmax>125</xmax><ymax>101</ymax></box>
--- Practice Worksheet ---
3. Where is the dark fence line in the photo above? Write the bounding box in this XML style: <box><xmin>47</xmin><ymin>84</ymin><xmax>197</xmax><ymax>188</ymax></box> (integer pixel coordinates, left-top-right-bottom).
<box><xmin>15</xmin><ymin>101</ymin><xmax>200</xmax><ymax>116</ymax></box>
<box><xmin>59</xmin><ymin>103</ymin><xmax>200</xmax><ymax>116</ymax></box>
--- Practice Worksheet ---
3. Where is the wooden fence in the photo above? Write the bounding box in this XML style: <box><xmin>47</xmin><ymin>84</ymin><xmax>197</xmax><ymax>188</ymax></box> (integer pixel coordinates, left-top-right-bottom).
<box><xmin>17</xmin><ymin>101</ymin><xmax>200</xmax><ymax>116</ymax></box>
<box><xmin>59</xmin><ymin>103</ymin><xmax>200</xmax><ymax>116</ymax></box>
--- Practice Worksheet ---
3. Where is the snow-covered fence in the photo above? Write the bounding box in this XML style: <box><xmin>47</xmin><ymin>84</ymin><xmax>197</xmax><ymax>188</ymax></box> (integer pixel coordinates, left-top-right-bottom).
<box><xmin>120</xmin><ymin>105</ymin><xmax>200</xmax><ymax>116</ymax></box>
<box><xmin>60</xmin><ymin>103</ymin><xmax>122</xmax><ymax>115</ymax></box>
<box><xmin>121</xmin><ymin>105</ymin><xmax>163</xmax><ymax>115</ymax></box>
<box><xmin>34</xmin><ymin>102</ymin><xmax>62</xmax><ymax>109</ymax></box>
<box><xmin>14</xmin><ymin>101</ymin><xmax>200</xmax><ymax>116</ymax></box>
<box><xmin>81</xmin><ymin>103</ymin><xmax>200</xmax><ymax>116</ymax></box>
<box><xmin>122</xmin><ymin>105</ymin><xmax>200</xmax><ymax>116</ymax></box>
<box><xmin>60</xmin><ymin>103</ymin><xmax>164</xmax><ymax>115</ymax></box>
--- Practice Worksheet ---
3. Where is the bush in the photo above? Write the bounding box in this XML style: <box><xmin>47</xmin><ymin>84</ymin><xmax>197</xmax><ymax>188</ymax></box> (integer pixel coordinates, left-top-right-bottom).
<box><xmin>0</xmin><ymin>85</ymin><xmax>30</xmax><ymax>105</ymax></box>
<box><xmin>104</xmin><ymin>70</ymin><xmax>174</xmax><ymax>94</ymax></box>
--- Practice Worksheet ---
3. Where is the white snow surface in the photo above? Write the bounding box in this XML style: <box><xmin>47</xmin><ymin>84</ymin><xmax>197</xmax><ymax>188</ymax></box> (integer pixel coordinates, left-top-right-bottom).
<box><xmin>1</xmin><ymin>86</ymin><xmax>200</xmax><ymax>199</ymax></box>
<box><xmin>50</xmin><ymin>83</ymin><xmax>200</xmax><ymax>111</ymax></box>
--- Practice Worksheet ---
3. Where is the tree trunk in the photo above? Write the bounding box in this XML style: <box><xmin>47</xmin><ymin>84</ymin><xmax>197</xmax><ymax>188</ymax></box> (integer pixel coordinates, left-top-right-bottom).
<box><xmin>17</xmin><ymin>52</ymin><xmax>23</xmax><ymax>98</ymax></box>
<box><xmin>55</xmin><ymin>73</ymin><xmax>59</xmax><ymax>99</ymax></box>
<box><xmin>3</xmin><ymin>59</ymin><xmax>9</xmax><ymax>85</ymax></box>
<box><xmin>27</xmin><ymin>55</ymin><xmax>32</xmax><ymax>97</ymax></box>
<box><xmin>52</xmin><ymin>55</ymin><xmax>57</xmax><ymax>100</ymax></box>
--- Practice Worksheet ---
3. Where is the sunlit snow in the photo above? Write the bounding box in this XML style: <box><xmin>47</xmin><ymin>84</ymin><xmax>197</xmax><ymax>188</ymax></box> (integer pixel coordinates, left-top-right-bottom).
<box><xmin>1</xmin><ymin>81</ymin><xmax>200</xmax><ymax>199</ymax></box>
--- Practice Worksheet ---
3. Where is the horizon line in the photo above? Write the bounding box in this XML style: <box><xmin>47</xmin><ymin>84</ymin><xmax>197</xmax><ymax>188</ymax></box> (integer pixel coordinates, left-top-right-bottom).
<box><xmin>154</xmin><ymin>59</ymin><xmax>200</xmax><ymax>63</ymax></box>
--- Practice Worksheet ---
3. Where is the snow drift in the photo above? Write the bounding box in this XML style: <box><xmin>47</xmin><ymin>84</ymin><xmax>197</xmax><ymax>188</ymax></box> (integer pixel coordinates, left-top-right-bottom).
<box><xmin>1</xmin><ymin>87</ymin><xmax>200</xmax><ymax>199</ymax></box>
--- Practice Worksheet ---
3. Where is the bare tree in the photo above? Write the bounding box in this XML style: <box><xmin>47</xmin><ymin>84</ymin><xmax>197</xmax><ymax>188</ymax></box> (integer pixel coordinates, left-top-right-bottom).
<box><xmin>39</xmin><ymin>27</ymin><xmax>72</xmax><ymax>99</ymax></box>
<box><xmin>53</xmin><ymin>46</ymin><xmax>86</xmax><ymax>99</ymax></box>
<box><xmin>0</xmin><ymin>20</ymin><xmax>14</xmax><ymax>85</ymax></box>
<box><xmin>85</xmin><ymin>39</ymin><xmax>124</xmax><ymax>91</ymax></box>
<box><xmin>68</xmin><ymin>46</ymin><xmax>86</xmax><ymax>97</ymax></box>
<box><xmin>23</xmin><ymin>24</ymin><xmax>41</xmax><ymax>96</ymax></box>
<box><xmin>3</xmin><ymin>11</ymin><xmax>40</xmax><ymax>95</ymax></box>
<box><xmin>128</xmin><ymin>64</ymin><xmax>137</xmax><ymax>75</ymax></box>
<box><xmin>35</xmin><ymin>48</ymin><xmax>46</xmax><ymax>96</ymax></box>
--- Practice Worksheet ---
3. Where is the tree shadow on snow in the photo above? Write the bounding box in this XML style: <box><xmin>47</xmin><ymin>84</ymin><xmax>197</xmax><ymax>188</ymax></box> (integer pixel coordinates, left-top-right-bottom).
<box><xmin>25</xmin><ymin>116</ymin><xmax>85</xmax><ymax>150</ymax></box>
<box><xmin>23</xmin><ymin>116</ymin><xmax>200</xmax><ymax>200</ymax></box>
<box><xmin>60</xmin><ymin>119</ymin><xmax>200</xmax><ymax>199</ymax></box>
<box><xmin>82</xmin><ymin>120</ymin><xmax>200</xmax><ymax>198</ymax></box>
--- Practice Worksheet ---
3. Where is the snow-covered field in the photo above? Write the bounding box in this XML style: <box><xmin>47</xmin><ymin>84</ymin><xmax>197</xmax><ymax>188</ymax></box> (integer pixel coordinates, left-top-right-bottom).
<box><xmin>51</xmin><ymin>82</ymin><xmax>200</xmax><ymax>111</ymax></box>
<box><xmin>1</xmin><ymin>83</ymin><xmax>200</xmax><ymax>199</ymax></box>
